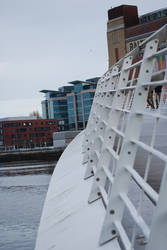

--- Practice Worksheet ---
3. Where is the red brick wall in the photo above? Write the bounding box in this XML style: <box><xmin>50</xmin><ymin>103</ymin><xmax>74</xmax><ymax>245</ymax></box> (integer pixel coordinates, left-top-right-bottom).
<box><xmin>2</xmin><ymin>119</ymin><xmax>58</xmax><ymax>148</ymax></box>
<box><xmin>108</xmin><ymin>5</ymin><xmax>139</xmax><ymax>28</ymax></box>
<box><xmin>125</xmin><ymin>17</ymin><xmax>167</xmax><ymax>39</ymax></box>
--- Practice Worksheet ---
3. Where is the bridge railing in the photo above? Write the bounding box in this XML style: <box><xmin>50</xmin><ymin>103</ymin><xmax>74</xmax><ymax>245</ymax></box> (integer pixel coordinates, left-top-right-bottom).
<box><xmin>82</xmin><ymin>24</ymin><xmax>167</xmax><ymax>250</ymax></box>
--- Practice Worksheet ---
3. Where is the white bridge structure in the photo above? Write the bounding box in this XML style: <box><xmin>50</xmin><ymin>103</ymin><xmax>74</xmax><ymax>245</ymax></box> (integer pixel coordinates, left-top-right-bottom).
<box><xmin>35</xmin><ymin>25</ymin><xmax>167</xmax><ymax>250</ymax></box>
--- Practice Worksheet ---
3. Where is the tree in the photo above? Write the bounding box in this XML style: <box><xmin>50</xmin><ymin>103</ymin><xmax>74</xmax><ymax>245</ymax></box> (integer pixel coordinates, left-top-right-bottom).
<box><xmin>29</xmin><ymin>110</ymin><xmax>41</xmax><ymax>119</ymax></box>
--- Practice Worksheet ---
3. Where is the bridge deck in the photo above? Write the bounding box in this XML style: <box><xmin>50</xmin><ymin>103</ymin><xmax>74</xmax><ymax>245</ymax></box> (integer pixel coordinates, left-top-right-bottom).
<box><xmin>35</xmin><ymin>132</ymin><xmax>120</xmax><ymax>250</ymax></box>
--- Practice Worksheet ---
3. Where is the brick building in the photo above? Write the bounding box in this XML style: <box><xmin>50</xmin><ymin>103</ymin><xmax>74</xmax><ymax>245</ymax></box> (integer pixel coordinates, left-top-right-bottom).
<box><xmin>0</xmin><ymin>118</ymin><xmax>58</xmax><ymax>149</ymax></box>
<box><xmin>107</xmin><ymin>5</ymin><xmax>167</xmax><ymax>68</ymax></box>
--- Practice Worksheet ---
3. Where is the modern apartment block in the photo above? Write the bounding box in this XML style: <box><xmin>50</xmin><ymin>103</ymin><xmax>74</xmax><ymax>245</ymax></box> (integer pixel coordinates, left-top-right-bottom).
<box><xmin>41</xmin><ymin>86</ymin><xmax>73</xmax><ymax>131</ymax></box>
<box><xmin>107</xmin><ymin>5</ymin><xmax>167</xmax><ymax>68</ymax></box>
<box><xmin>41</xmin><ymin>77</ymin><xmax>100</xmax><ymax>131</ymax></box>
<box><xmin>67</xmin><ymin>78</ymin><xmax>98</xmax><ymax>130</ymax></box>
<box><xmin>0</xmin><ymin>117</ymin><xmax>58</xmax><ymax>149</ymax></box>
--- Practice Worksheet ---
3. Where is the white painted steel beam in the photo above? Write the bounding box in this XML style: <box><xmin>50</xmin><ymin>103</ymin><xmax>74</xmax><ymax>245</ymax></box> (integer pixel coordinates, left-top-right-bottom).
<box><xmin>82</xmin><ymin>25</ymin><xmax>167</xmax><ymax>250</ymax></box>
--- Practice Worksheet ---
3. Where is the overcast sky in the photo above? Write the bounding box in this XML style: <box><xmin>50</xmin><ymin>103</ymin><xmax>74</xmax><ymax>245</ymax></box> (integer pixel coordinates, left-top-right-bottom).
<box><xmin>0</xmin><ymin>0</ymin><xmax>167</xmax><ymax>118</ymax></box>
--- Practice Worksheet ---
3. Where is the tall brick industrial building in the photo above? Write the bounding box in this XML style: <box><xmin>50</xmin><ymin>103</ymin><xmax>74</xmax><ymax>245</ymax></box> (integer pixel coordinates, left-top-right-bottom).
<box><xmin>107</xmin><ymin>5</ymin><xmax>167</xmax><ymax>68</ymax></box>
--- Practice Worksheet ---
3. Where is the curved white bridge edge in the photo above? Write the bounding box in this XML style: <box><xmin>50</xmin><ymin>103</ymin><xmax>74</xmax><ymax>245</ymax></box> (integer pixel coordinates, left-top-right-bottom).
<box><xmin>35</xmin><ymin>131</ymin><xmax>120</xmax><ymax>250</ymax></box>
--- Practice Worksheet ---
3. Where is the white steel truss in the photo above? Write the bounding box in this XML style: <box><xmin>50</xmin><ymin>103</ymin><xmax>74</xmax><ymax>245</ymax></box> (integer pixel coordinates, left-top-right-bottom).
<box><xmin>82</xmin><ymin>24</ymin><xmax>167</xmax><ymax>250</ymax></box>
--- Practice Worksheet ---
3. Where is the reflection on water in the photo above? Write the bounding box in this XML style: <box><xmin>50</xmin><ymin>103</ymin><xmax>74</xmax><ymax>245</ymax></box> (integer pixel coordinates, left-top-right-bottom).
<box><xmin>0</xmin><ymin>162</ymin><xmax>55</xmax><ymax>250</ymax></box>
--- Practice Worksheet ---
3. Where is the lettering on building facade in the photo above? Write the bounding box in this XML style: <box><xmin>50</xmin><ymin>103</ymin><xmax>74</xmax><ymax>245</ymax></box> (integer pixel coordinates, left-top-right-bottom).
<box><xmin>126</xmin><ymin>39</ymin><xmax>145</xmax><ymax>52</ymax></box>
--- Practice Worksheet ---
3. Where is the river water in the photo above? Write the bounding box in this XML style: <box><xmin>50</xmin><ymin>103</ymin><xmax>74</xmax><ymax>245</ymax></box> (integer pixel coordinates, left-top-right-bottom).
<box><xmin>0</xmin><ymin>162</ymin><xmax>56</xmax><ymax>250</ymax></box>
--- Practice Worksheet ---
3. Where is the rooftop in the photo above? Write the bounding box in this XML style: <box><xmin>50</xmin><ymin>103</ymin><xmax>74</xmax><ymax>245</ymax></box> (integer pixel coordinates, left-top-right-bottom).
<box><xmin>0</xmin><ymin>116</ymin><xmax>37</xmax><ymax>122</ymax></box>
<box><xmin>40</xmin><ymin>90</ymin><xmax>59</xmax><ymax>93</ymax></box>
<box><xmin>68</xmin><ymin>80</ymin><xmax>98</xmax><ymax>85</ymax></box>
<box><xmin>68</xmin><ymin>80</ymin><xmax>84</xmax><ymax>85</ymax></box>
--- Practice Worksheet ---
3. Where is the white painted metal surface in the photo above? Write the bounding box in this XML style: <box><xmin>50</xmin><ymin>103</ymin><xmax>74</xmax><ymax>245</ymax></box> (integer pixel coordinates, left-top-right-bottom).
<box><xmin>35</xmin><ymin>132</ymin><xmax>120</xmax><ymax>250</ymax></box>
<box><xmin>83</xmin><ymin>24</ymin><xmax>167</xmax><ymax>250</ymax></box>
<box><xmin>36</xmin><ymin>24</ymin><xmax>167</xmax><ymax>250</ymax></box>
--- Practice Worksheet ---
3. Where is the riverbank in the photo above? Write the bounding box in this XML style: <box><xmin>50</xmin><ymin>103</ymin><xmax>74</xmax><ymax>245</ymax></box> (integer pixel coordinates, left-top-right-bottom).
<box><xmin>0</xmin><ymin>148</ymin><xmax>63</xmax><ymax>164</ymax></box>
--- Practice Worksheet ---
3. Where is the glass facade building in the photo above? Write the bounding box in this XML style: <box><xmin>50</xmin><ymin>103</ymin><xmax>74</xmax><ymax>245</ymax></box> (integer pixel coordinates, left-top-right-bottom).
<box><xmin>41</xmin><ymin>77</ymin><xmax>100</xmax><ymax>131</ymax></box>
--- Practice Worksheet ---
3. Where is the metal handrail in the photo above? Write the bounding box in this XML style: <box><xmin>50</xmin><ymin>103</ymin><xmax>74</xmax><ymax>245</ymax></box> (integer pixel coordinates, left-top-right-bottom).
<box><xmin>82</xmin><ymin>24</ymin><xmax>167</xmax><ymax>250</ymax></box>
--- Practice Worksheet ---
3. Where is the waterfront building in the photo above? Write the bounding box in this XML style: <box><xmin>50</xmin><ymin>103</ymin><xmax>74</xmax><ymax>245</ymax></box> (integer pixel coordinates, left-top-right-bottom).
<box><xmin>0</xmin><ymin>117</ymin><xmax>58</xmax><ymax>149</ymax></box>
<box><xmin>41</xmin><ymin>87</ymin><xmax>74</xmax><ymax>131</ymax></box>
<box><xmin>107</xmin><ymin>5</ymin><xmax>167</xmax><ymax>68</ymax></box>
<box><xmin>67</xmin><ymin>78</ymin><xmax>99</xmax><ymax>130</ymax></box>
<box><xmin>40</xmin><ymin>77</ymin><xmax>100</xmax><ymax>131</ymax></box>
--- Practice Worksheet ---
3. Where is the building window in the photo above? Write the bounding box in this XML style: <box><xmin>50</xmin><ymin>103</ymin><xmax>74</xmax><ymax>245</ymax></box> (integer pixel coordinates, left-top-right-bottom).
<box><xmin>111</xmin><ymin>32</ymin><xmax>120</xmax><ymax>44</ymax></box>
<box><xmin>4</xmin><ymin>122</ymin><xmax>20</xmax><ymax>127</ymax></box>
<box><xmin>162</xmin><ymin>9</ymin><xmax>167</xmax><ymax>17</ymax></box>
<box><xmin>45</xmin><ymin>121</ymin><xmax>56</xmax><ymax>125</ymax></box>
<box><xmin>12</xmin><ymin>134</ymin><xmax>21</xmax><ymax>138</ymax></box>
<box><xmin>16</xmin><ymin>128</ymin><xmax>27</xmax><ymax>132</ymax></box>
<box><xmin>34</xmin><ymin>127</ymin><xmax>50</xmax><ymax>131</ymax></box>
<box><xmin>115</xmin><ymin>48</ymin><xmax>119</xmax><ymax>62</ymax></box>
<box><xmin>58</xmin><ymin>120</ymin><xmax>65</xmax><ymax>125</ymax></box>
<box><xmin>23</xmin><ymin>122</ymin><xmax>32</xmax><ymax>126</ymax></box>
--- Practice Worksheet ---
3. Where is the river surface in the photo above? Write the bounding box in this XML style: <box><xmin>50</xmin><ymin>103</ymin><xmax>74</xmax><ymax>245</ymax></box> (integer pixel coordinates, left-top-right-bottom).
<box><xmin>0</xmin><ymin>162</ymin><xmax>56</xmax><ymax>250</ymax></box>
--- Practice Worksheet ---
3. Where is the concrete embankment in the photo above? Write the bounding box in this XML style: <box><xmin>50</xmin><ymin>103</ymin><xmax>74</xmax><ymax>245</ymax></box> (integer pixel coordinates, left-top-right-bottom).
<box><xmin>0</xmin><ymin>148</ymin><xmax>64</xmax><ymax>163</ymax></box>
